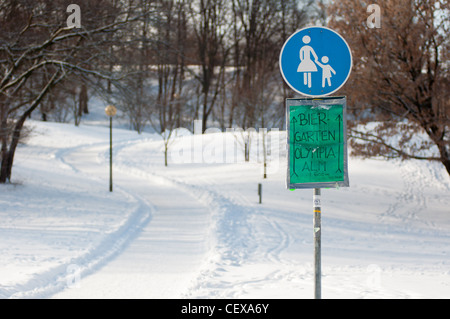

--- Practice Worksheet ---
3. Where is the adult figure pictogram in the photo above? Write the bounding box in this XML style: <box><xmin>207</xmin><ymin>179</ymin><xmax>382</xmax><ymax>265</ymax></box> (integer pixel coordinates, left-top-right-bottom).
<box><xmin>297</xmin><ymin>35</ymin><xmax>319</xmax><ymax>88</ymax></box>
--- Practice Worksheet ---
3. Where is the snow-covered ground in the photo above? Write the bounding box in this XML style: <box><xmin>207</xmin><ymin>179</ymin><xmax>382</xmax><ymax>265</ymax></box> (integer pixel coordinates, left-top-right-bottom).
<box><xmin>0</xmin><ymin>106</ymin><xmax>449</xmax><ymax>299</ymax></box>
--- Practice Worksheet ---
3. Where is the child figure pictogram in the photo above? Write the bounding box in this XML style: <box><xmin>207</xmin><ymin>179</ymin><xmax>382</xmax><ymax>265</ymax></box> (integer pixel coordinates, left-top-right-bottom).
<box><xmin>315</xmin><ymin>56</ymin><xmax>336</xmax><ymax>88</ymax></box>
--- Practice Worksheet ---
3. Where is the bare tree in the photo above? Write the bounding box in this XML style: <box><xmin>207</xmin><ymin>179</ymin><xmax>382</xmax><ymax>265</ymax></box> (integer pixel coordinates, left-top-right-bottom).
<box><xmin>187</xmin><ymin>0</ymin><xmax>231</xmax><ymax>133</ymax></box>
<box><xmin>149</xmin><ymin>0</ymin><xmax>188</xmax><ymax>166</ymax></box>
<box><xmin>328</xmin><ymin>0</ymin><xmax>450</xmax><ymax>175</ymax></box>
<box><xmin>229</xmin><ymin>0</ymin><xmax>310</xmax><ymax>164</ymax></box>
<box><xmin>0</xmin><ymin>0</ymin><xmax>152</xmax><ymax>183</ymax></box>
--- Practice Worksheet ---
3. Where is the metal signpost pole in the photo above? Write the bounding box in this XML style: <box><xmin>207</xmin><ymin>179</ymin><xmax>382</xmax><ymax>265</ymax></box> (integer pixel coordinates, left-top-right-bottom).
<box><xmin>258</xmin><ymin>183</ymin><xmax>262</xmax><ymax>204</ymax></box>
<box><xmin>105</xmin><ymin>105</ymin><xmax>117</xmax><ymax>193</ymax></box>
<box><xmin>109</xmin><ymin>116</ymin><xmax>113</xmax><ymax>192</ymax></box>
<box><xmin>313</xmin><ymin>187</ymin><xmax>321</xmax><ymax>299</ymax></box>
<box><xmin>286</xmin><ymin>97</ymin><xmax>349</xmax><ymax>299</ymax></box>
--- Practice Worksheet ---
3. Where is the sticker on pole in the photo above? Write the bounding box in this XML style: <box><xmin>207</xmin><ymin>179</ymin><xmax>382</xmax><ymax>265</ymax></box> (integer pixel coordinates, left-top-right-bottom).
<box><xmin>287</xmin><ymin>97</ymin><xmax>350</xmax><ymax>189</ymax></box>
<box><xmin>280</xmin><ymin>26</ymin><xmax>352</xmax><ymax>97</ymax></box>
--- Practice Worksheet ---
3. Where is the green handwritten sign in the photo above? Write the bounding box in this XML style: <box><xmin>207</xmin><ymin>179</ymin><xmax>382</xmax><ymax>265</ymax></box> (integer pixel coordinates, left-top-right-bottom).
<box><xmin>287</xmin><ymin>97</ymin><xmax>349</xmax><ymax>189</ymax></box>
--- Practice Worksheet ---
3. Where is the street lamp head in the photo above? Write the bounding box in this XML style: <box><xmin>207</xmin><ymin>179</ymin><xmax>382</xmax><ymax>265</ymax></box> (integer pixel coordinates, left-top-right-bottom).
<box><xmin>105</xmin><ymin>105</ymin><xmax>117</xmax><ymax>117</ymax></box>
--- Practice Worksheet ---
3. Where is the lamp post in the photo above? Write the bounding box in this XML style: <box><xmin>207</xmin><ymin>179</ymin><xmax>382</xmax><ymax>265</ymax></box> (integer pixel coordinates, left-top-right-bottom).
<box><xmin>105</xmin><ymin>105</ymin><xmax>117</xmax><ymax>192</ymax></box>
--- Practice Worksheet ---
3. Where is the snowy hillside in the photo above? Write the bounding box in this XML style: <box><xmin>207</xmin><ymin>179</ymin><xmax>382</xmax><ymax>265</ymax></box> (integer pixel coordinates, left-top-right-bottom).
<box><xmin>0</xmin><ymin>105</ymin><xmax>449</xmax><ymax>299</ymax></box>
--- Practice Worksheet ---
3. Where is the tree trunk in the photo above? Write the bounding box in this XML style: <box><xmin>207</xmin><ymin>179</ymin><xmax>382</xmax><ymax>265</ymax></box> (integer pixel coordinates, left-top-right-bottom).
<box><xmin>79</xmin><ymin>83</ymin><xmax>88</xmax><ymax>115</ymax></box>
<box><xmin>0</xmin><ymin>115</ymin><xmax>27</xmax><ymax>183</ymax></box>
<box><xmin>437</xmin><ymin>142</ymin><xmax>450</xmax><ymax>176</ymax></box>
<box><xmin>0</xmin><ymin>138</ymin><xmax>9</xmax><ymax>183</ymax></box>
<box><xmin>441</xmin><ymin>157</ymin><xmax>450</xmax><ymax>176</ymax></box>
<box><xmin>244</xmin><ymin>140</ymin><xmax>250</xmax><ymax>162</ymax></box>
<box><xmin>0</xmin><ymin>108</ymin><xmax>8</xmax><ymax>183</ymax></box>
<box><xmin>0</xmin><ymin>70</ymin><xmax>61</xmax><ymax>183</ymax></box>
<box><xmin>427</xmin><ymin>122</ymin><xmax>450</xmax><ymax>177</ymax></box>
<box><xmin>262</xmin><ymin>130</ymin><xmax>267</xmax><ymax>179</ymax></box>
<box><xmin>0</xmin><ymin>149</ymin><xmax>14</xmax><ymax>183</ymax></box>
<box><xmin>165</xmin><ymin>147</ymin><xmax>168</xmax><ymax>167</ymax></box>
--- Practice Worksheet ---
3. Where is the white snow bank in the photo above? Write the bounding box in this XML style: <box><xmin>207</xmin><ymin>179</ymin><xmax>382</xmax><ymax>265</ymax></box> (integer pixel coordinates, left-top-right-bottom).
<box><xmin>0</xmin><ymin>119</ymin><xmax>449</xmax><ymax>299</ymax></box>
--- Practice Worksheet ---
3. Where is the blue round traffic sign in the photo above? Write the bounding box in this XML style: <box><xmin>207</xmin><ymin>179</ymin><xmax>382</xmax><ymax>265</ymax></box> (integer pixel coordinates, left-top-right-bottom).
<box><xmin>280</xmin><ymin>26</ymin><xmax>352</xmax><ymax>97</ymax></box>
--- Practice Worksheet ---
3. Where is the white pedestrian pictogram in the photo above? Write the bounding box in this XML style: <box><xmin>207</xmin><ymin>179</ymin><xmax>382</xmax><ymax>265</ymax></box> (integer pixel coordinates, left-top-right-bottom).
<box><xmin>315</xmin><ymin>56</ymin><xmax>336</xmax><ymax>88</ymax></box>
<box><xmin>297</xmin><ymin>36</ymin><xmax>318</xmax><ymax>88</ymax></box>
<box><xmin>297</xmin><ymin>36</ymin><xmax>336</xmax><ymax>89</ymax></box>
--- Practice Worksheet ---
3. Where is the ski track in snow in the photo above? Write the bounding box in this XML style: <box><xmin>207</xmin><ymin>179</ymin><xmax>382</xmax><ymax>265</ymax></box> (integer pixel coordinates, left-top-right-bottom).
<box><xmin>380</xmin><ymin>159</ymin><xmax>449</xmax><ymax>231</ymax></box>
<box><xmin>106</xmin><ymin>139</ymin><xmax>276</xmax><ymax>298</ymax></box>
<box><xmin>1</xmin><ymin>138</ymin><xmax>155</xmax><ymax>299</ymax></box>
<box><xmin>96</xmin><ymin>136</ymin><xmax>450</xmax><ymax>299</ymax></box>
<box><xmin>380</xmin><ymin>162</ymin><xmax>426</xmax><ymax>226</ymax></box>
<box><xmin>114</xmin><ymin>146</ymin><xmax>252</xmax><ymax>298</ymax></box>
<box><xmin>51</xmin><ymin>136</ymin><xmax>216</xmax><ymax>298</ymax></box>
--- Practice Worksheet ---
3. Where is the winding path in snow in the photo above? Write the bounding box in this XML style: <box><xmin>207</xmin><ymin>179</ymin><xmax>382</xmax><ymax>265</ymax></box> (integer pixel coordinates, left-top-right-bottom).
<box><xmin>51</xmin><ymin>140</ymin><xmax>213</xmax><ymax>298</ymax></box>
<box><xmin>4</xmin><ymin>121</ymin><xmax>449</xmax><ymax>299</ymax></box>
<box><xmin>100</xmin><ymin>137</ymin><xmax>304</xmax><ymax>298</ymax></box>
<box><xmin>48</xmin><ymin>132</ymin><xmax>450</xmax><ymax>299</ymax></box>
